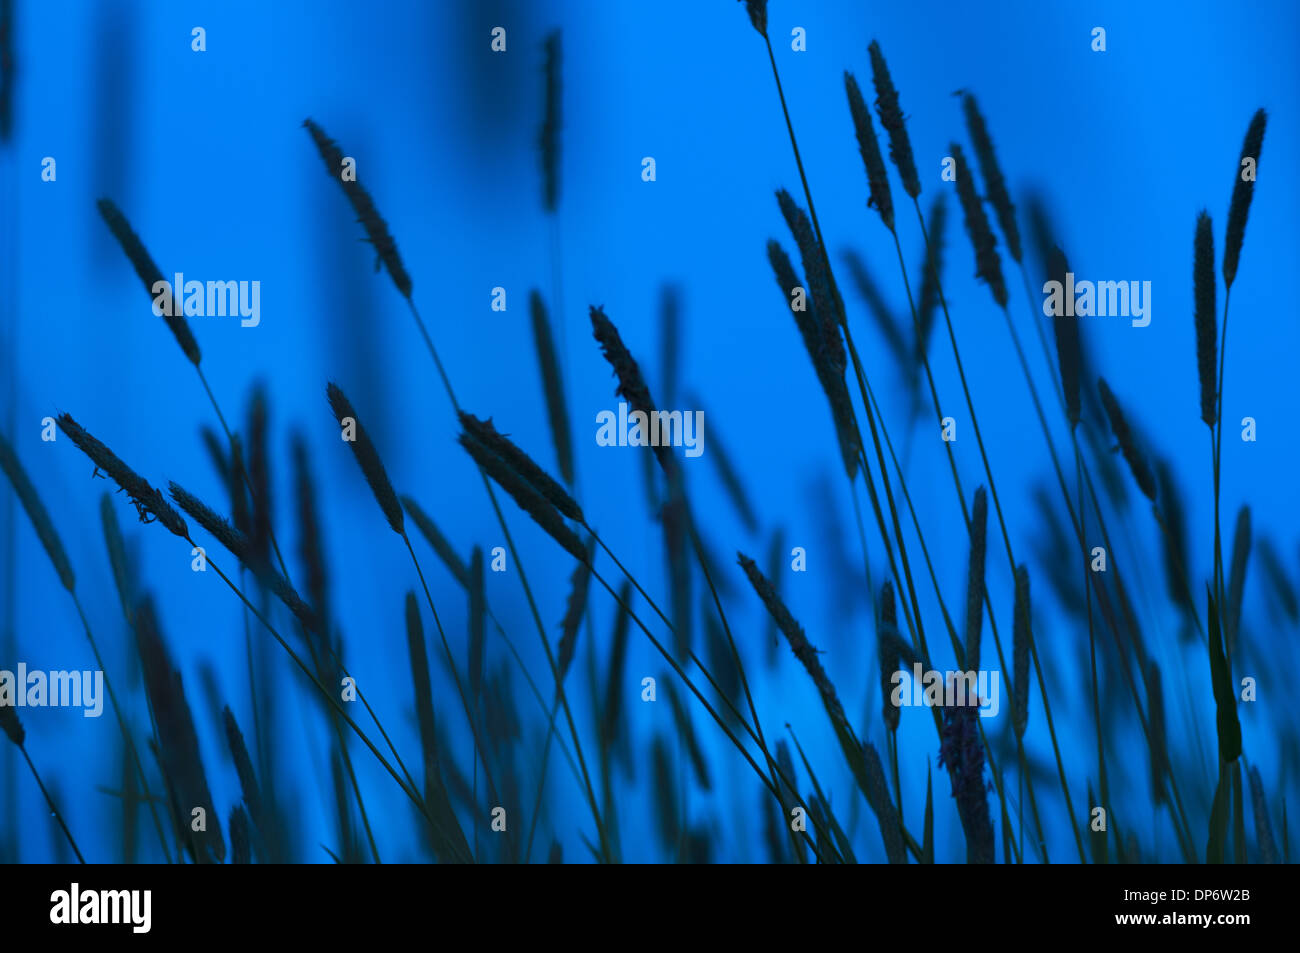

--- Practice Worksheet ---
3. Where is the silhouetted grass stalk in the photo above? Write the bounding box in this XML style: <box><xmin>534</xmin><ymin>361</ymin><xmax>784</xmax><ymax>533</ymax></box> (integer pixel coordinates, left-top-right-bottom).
<box><xmin>1</xmin><ymin>704</ymin><xmax>85</xmax><ymax>861</ymax></box>
<box><xmin>0</xmin><ymin>434</ymin><xmax>174</xmax><ymax>861</ymax></box>
<box><xmin>859</xmin><ymin>372</ymin><xmax>1029</xmax><ymax>861</ymax></box>
<box><xmin>65</xmin><ymin>435</ymin><xmax>430</xmax><ymax>823</ymax></box>
<box><xmin>754</xmin><ymin>33</ymin><xmax>926</xmax><ymax>667</ymax></box>
<box><xmin>845</xmin><ymin>79</ymin><xmax>1049</xmax><ymax>856</ymax></box>
<box><xmin>197</xmin><ymin>549</ymin><xmax>432</xmax><ymax>816</ymax></box>
<box><xmin>1213</xmin><ymin>109</ymin><xmax>1265</xmax><ymax>676</ymax></box>
<box><xmin>98</xmin><ymin>199</ymin><xmax>382</xmax><ymax>857</ymax></box>
<box><xmin>965</xmin><ymin>126</ymin><xmax>1201</xmax><ymax>857</ymax></box>
<box><xmin>911</xmin><ymin>193</ymin><xmax>1084</xmax><ymax>862</ymax></box>
<box><xmin>751</xmin><ymin>29</ymin><xmax>1027</xmax><ymax>854</ymax></box>
<box><xmin>591</xmin><ymin>557</ymin><xmax>842</xmax><ymax>861</ymax></box>
<box><xmin>967</xmin><ymin>175</ymin><xmax>1197</xmax><ymax>855</ymax></box>
<box><xmin>329</xmin><ymin>388</ymin><xmax>506</xmax><ymax>857</ymax></box>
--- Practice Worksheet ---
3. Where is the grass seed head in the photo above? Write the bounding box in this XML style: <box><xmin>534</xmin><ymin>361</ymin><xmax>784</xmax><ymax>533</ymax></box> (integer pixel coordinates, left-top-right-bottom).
<box><xmin>1223</xmin><ymin>108</ymin><xmax>1266</xmax><ymax>288</ymax></box>
<box><xmin>868</xmin><ymin>41</ymin><xmax>920</xmax><ymax>199</ymax></box>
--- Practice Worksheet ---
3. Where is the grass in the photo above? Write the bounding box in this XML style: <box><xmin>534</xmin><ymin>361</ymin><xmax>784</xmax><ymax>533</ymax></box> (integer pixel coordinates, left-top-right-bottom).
<box><xmin>0</xmin><ymin>7</ymin><xmax>1292</xmax><ymax>865</ymax></box>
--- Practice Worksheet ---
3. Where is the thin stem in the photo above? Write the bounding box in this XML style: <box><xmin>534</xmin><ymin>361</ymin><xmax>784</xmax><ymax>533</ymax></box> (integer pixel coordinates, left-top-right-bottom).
<box><xmin>483</xmin><ymin>496</ymin><xmax>610</xmax><ymax>862</ymax></box>
<box><xmin>21</xmin><ymin>745</ymin><xmax>85</xmax><ymax>863</ymax></box>
<box><xmin>584</xmin><ymin>533</ymin><xmax>841</xmax><ymax>857</ymax></box>
<box><xmin>861</xmin><ymin>374</ymin><xmax>1046</xmax><ymax>860</ymax></box>
<box><xmin>543</xmin><ymin>523</ymin><xmax>838</xmax><ymax>859</ymax></box>
<box><xmin>890</xmin><ymin>228</ymin><xmax>972</xmax><ymax>521</ymax></box>
<box><xmin>1019</xmin><ymin>261</ymin><xmax>1061</xmax><ymax>375</ymax></box>
<box><xmin>238</xmin><ymin>571</ymin><xmax>263</xmax><ymax>814</ymax></box>
<box><xmin>885</xmin><ymin>232</ymin><xmax>1044</xmax><ymax>856</ymax></box>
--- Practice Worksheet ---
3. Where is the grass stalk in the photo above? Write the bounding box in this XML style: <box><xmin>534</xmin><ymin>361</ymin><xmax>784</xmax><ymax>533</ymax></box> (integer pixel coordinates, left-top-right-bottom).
<box><xmin>401</xmin><ymin>295</ymin><xmax>611</xmax><ymax>861</ymax></box>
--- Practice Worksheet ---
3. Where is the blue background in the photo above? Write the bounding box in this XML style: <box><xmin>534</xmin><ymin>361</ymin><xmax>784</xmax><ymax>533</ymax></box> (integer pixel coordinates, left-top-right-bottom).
<box><xmin>1</xmin><ymin>0</ymin><xmax>1297</xmax><ymax>863</ymax></box>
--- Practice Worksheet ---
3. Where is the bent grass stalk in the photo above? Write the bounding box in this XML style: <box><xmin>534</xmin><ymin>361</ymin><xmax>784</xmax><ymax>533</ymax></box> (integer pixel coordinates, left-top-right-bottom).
<box><xmin>523</xmin><ymin>552</ymin><xmax>592</xmax><ymax>862</ymax></box>
<box><xmin>41</xmin><ymin>20</ymin><xmax>1268</xmax><ymax>864</ymax></box>
<box><xmin>960</xmin><ymin>104</ymin><xmax>1201</xmax><ymax>857</ymax></box>
<box><xmin>858</xmin><ymin>371</ymin><xmax>1027</xmax><ymax>862</ymax></box>
<box><xmin>911</xmin><ymin>192</ymin><xmax>1083</xmax><ymax>862</ymax></box>
<box><xmin>589</xmin><ymin>306</ymin><xmax>792</xmax><ymax>827</ymax></box>
<box><xmin>770</xmin><ymin>33</ymin><xmax>1033</xmax><ymax>859</ymax></box>
<box><xmin>753</xmin><ymin>32</ymin><xmax>925</xmax><ymax>669</ymax></box>
<box><xmin>458</xmin><ymin>390</ymin><xmax>823</xmax><ymax>859</ymax></box>
<box><xmin>0</xmin><ymin>703</ymin><xmax>86</xmax><ymax>862</ymax></box>
<box><xmin>289</xmin><ymin>443</ymin><xmax>380</xmax><ymax>866</ymax></box>
<box><xmin>402</xmin><ymin>496</ymin><xmax>588</xmax><ymax>796</ymax></box>
<box><xmin>589</xmin><ymin>556</ymin><xmax>843</xmax><ymax>863</ymax></box>
<box><xmin>197</xmin><ymin>549</ymin><xmax>432</xmax><ymax>818</ymax></box>
<box><xmin>98</xmin><ymin>196</ymin><xmax>390</xmax><ymax>857</ymax></box>
<box><xmin>913</xmin><ymin>109</ymin><xmax>1174</xmax><ymax>855</ymax></box>
<box><xmin>1002</xmin><ymin>232</ymin><xmax>1186</xmax><ymax>713</ymax></box>
<box><xmin>177</xmin><ymin>489</ymin><xmax>425</xmax><ymax>813</ymax></box>
<box><xmin>844</xmin><ymin>78</ymin><xmax>1046</xmax><ymax>854</ymax></box>
<box><xmin>451</xmin><ymin>407</ymin><xmax>839</xmax><ymax>857</ymax></box>
<box><xmin>748</xmin><ymin>26</ymin><xmax>1029</xmax><ymax>858</ymax></box>
<box><xmin>1214</xmin><ymin>110</ymin><xmax>1266</xmax><ymax>676</ymax></box>
<box><xmin>760</xmin><ymin>34</ymin><xmax>932</xmax><ymax>672</ymax></box>
<box><xmin>60</xmin><ymin>416</ymin><xmax>435</xmax><ymax>832</ymax></box>
<box><xmin>327</xmin><ymin>383</ymin><xmax>510</xmax><ymax>855</ymax></box>
<box><xmin>302</xmin><ymin>126</ymin><xmax>611</xmax><ymax>855</ymax></box>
